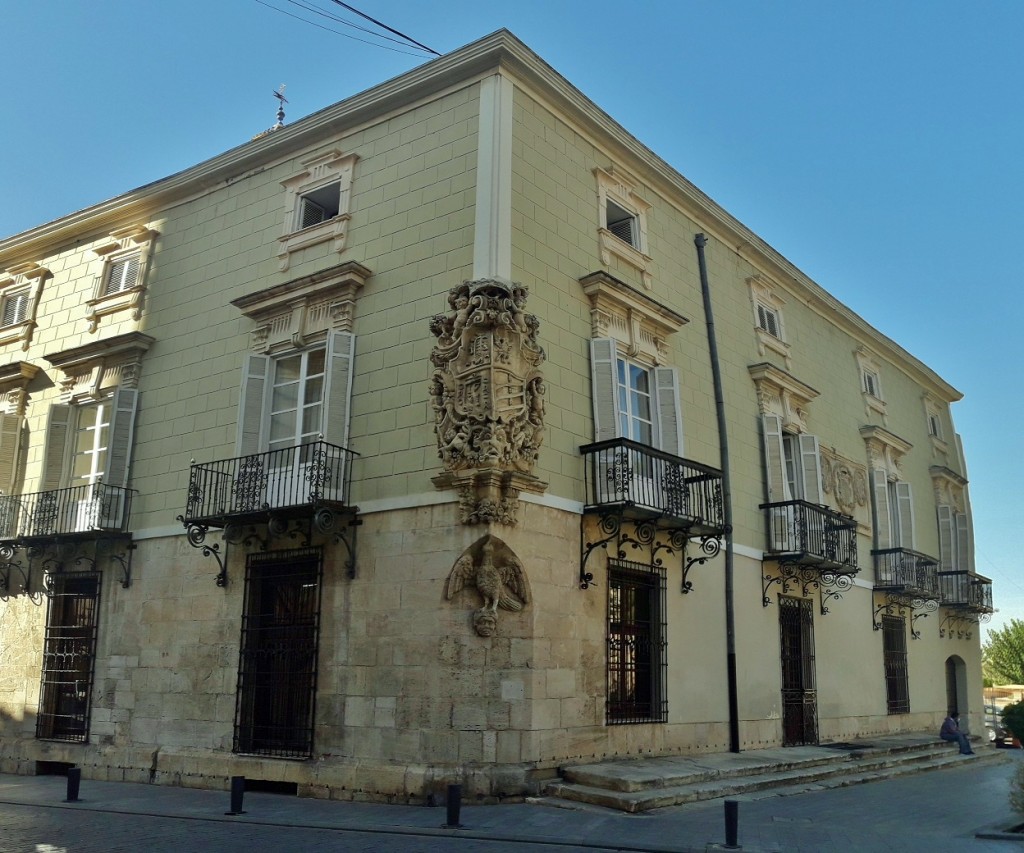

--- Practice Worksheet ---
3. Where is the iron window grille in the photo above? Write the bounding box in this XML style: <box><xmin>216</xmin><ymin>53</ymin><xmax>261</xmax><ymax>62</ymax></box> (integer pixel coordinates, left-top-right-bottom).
<box><xmin>883</xmin><ymin>614</ymin><xmax>910</xmax><ymax>714</ymax></box>
<box><xmin>36</xmin><ymin>572</ymin><xmax>101</xmax><ymax>742</ymax></box>
<box><xmin>234</xmin><ymin>548</ymin><xmax>323</xmax><ymax>759</ymax></box>
<box><xmin>606</xmin><ymin>559</ymin><xmax>667</xmax><ymax>724</ymax></box>
<box><xmin>779</xmin><ymin>595</ymin><xmax>818</xmax><ymax>745</ymax></box>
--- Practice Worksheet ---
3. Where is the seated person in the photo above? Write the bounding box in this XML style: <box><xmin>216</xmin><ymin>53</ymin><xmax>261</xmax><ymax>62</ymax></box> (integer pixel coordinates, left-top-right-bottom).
<box><xmin>940</xmin><ymin>710</ymin><xmax>975</xmax><ymax>755</ymax></box>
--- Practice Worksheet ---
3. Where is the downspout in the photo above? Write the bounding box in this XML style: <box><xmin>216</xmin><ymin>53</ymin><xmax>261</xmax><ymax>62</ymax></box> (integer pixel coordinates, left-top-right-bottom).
<box><xmin>694</xmin><ymin>233</ymin><xmax>740</xmax><ymax>754</ymax></box>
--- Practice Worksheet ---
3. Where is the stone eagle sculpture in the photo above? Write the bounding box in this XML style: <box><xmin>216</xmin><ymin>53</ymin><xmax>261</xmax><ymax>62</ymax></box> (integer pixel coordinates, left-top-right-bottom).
<box><xmin>445</xmin><ymin>536</ymin><xmax>530</xmax><ymax>636</ymax></box>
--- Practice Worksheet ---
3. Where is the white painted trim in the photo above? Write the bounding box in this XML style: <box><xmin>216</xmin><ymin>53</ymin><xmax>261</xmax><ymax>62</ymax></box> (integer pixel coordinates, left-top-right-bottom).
<box><xmin>473</xmin><ymin>73</ymin><xmax>513</xmax><ymax>281</ymax></box>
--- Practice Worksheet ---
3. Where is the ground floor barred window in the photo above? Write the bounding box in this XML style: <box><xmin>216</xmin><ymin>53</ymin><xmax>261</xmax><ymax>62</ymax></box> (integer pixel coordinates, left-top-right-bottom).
<box><xmin>606</xmin><ymin>560</ymin><xmax>667</xmax><ymax>724</ymax></box>
<box><xmin>883</xmin><ymin>614</ymin><xmax>910</xmax><ymax>714</ymax></box>
<box><xmin>36</xmin><ymin>572</ymin><xmax>101</xmax><ymax>742</ymax></box>
<box><xmin>234</xmin><ymin>548</ymin><xmax>322</xmax><ymax>758</ymax></box>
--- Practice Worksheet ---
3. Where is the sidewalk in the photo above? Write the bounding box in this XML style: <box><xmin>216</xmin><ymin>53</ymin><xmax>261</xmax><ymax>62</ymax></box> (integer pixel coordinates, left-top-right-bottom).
<box><xmin>1</xmin><ymin>746</ymin><xmax>1021</xmax><ymax>852</ymax></box>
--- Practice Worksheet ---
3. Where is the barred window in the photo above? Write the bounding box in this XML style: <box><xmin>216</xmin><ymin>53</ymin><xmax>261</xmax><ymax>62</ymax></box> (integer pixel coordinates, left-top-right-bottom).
<box><xmin>606</xmin><ymin>560</ymin><xmax>667</xmax><ymax>724</ymax></box>
<box><xmin>36</xmin><ymin>573</ymin><xmax>101</xmax><ymax>742</ymax></box>
<box><xmin>883</xmin><ymin>614</ymin><xmax>910</xmax><ymax>714</ymax></box>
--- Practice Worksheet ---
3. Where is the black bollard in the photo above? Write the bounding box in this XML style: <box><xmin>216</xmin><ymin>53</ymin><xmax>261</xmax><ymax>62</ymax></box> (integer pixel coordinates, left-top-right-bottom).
<box><xmin>724</xmin><ymin>798</ymin><xmax>740</xmax><ymax>849</ymax></box>
<box><xmin>443</xmin><ymin>783</ymin><xmax>463</xmax><ymax>829</ymax></box>
<box><xmin>225</xmin><ymin>775</ymin><xmax>247</xmax><ymax>815</ymax></box>
<box><xmin>64</xmin><ymin>766</ymin><xmax>81</xmax><ymax>803</ymax></box>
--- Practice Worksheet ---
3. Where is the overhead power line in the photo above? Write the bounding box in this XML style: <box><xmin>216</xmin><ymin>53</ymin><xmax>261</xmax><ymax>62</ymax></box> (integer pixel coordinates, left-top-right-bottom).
<box><xmin>325</xmin><ymin>0</ymin><xmax>440</xmax><ymax>55</ymax></box>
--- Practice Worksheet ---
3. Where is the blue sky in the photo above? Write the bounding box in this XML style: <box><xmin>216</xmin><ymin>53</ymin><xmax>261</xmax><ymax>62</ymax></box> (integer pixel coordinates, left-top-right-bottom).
<box><xmin>3</xmin><ymin>1</ymin><xmax>1021</xmax><ymax>635</ymax></box>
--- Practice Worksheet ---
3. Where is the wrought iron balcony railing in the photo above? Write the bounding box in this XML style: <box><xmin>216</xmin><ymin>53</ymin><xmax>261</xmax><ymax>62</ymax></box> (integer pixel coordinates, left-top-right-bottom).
<box><xmin>873</xmin><ymin>548</ymin><xmax>940</xmax><ymax>599</ymax></box>
<box><xmin>580</xmin><ymin>438</ymin><xmax>725</xmax><ymax>536</ymax></box>
<box><xmin>0</xmin><ymin>483</ymin><xmax>135</xmax><ymax>541</ymax></box>
<box><xmin>181</xmin><ymin>440</ymin><xmax>356</xmax><ymax>527</ymax></box>
<box><xmin>938</xmin><ymin>570</ymin><xmax>994</xmax><ymax>613</ymax></box>
<box><xmin>760</xmin><ymin>500</ymin><xmax>858</xmax><ymax>573</ymax></box>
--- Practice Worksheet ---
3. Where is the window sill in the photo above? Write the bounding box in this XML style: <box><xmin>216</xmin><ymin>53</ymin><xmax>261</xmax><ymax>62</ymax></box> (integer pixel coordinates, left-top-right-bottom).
<box><xmin>277</xmin><ymin>213</ymin><xmax>351</xmax><ymax>272</ymax></box>
<box><xmin>755</xmin><ymin>326</ymin><xmax>791</xmax><ymax>368</ymax></box>
<box><xmin>598</xmin><ymin>228</ymin><xmax>652</xmax><ymax>289</ymax></box>
<box><xmin>0</xmin><ymin>320</ymin><xmax>36</xmax><ymax>351</ymax></box>
<box><xmin>85</xmin><ymin>285</ymin><xmax>145</xmax><ymax>332</ymax></box>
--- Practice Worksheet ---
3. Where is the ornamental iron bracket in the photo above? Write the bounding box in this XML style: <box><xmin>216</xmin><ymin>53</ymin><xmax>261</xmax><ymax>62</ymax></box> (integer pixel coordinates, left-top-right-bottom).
<box><xmin>939</xmin><ymin>608</ymin><xmax>988</xmax><ymax>640</ymax></box>
<box><xmin>580</xmin><ymin>508</ymin><xmax>722</xmax><ymax>594</ymax></box>
<box><xmin>177</xmin><ymin>517</ymin><xmax>228</xmax><ymax>587</ymax></box>
<box><xmin>873</xmin><ymin>592</ymin><xmax>938</xmax><ymax>638</ymax></box>
<box><xmin>763</xmin><ymin>562</ymin><xmax>854</xmax><ymax>615</ymax></box>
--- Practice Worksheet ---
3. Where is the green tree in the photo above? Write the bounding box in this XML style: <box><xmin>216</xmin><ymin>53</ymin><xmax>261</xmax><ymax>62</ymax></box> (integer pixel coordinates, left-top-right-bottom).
<box><xmin>983</xmin><ymin>619</ymin><xmax>1024</xmax><ymax>685</ymax></box>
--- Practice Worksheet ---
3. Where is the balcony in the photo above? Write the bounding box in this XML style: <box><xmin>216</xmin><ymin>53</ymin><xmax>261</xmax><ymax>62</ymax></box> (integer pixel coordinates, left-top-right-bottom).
<box><xmin>938</xmin><ymin>570</ymin><xmax>994</xmax><ymax>613</ymax></box>
<box><xmin>760</xmin><ymin>500</ymin><xmax>858</xmax><ymax>573</ymax></box>
<box><xmin>580</xmin><ymin>438</ymin><xmax>725</xmax><ymax>537</ymax></box>
<box><xmin>0</xmin><ymin>482</ymin><xmax>135</xmax><ymax>543</ymax></box>
<box><xmin>873</xmin><ymin>548</ymin><xmax>940</xmax><ymax>599</ymax></box>
<box><xmin>182</xmin><ymin>440</ymin><xmax>356</xmax><ymax>527</ymax></box>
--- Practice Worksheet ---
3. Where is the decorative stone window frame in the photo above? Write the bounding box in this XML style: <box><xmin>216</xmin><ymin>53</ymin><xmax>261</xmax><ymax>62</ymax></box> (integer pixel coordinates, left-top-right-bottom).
<box><xmin>44</xmin><ymin>331</ymin><xmax>155</xmax><ymax>404</ymax></box>
<box><xmin>594</xmin><ymin>167</ymin><xmax>653</xmax><ymax>290</ymax></box>
<box><xmin>0</xmin><ymin>361</ymin><xmax>40</xmax><ymax>417</ymax></box>
<box><xmin>748</xmin><ymin>362</ymin><xmax>818</xmax><ymax>434</ymax></box>
<box><xmin>859</xmin><ymin>425</ymin><xmax>911</xmax><ymax>482</ymax></box>
<box><xmin>0</xmin><ymin>262</ymin><xmax>49</xmax><ymax>350</ymax></box>
<box><xmin>88</xmin><ymin>226</ymin><xmax>158</xmax><ymax>333</ymax></box>
<box><xmin>854</xmin><ymin>346</ymin><xmax>887</xmax><ymax>421</ymax></box>
<box><xmin>747</xmin><ymin>275</ymin><xmax>791</xmax><ymax>369</ymax></box>
<box><xmin>931</xmin><ymin>465</ymin><xmax>968</xmax><ymax>515</ymax></box>
<box><xmin>231</xmin><ymin>260</ymin><xmax>371</xmax><ymax>354</ymax></box>
<box><xmin>278</xmin><ymin>149</ymin><xmax>358</xmax><ymax>272</ymax></box>
<box><xmin>922</xmin><ymin>394</ymin><xmax>949</xmax><ymax>456</ymax></box>
<box><xmin>579</xmin><ymin>271</ymin><xmax>687</xmax><ymax>366</ymax></box>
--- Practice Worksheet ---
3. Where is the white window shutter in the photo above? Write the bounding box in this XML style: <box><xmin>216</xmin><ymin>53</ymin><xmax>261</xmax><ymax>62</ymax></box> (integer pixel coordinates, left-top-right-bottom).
<box><xmin>236</xmin><ymin>354</ymin><xmax>270</xmax><ymax>456</ymax></box>
<box><xmin>41</xmin><ymin>405</ymin><xmax>72</xmax><ymax>492</ymax></box>
<box><xmin>761</xmin><ymin>414</ymin><xmax>788</xmax><ymax>502</ymax></box>
<box><xmin>955</xmin><ymin>512</ymin><xmax>970</xmax><ymax>573</ymax></box>
<box><xmin>797</xmin><ymin>434</ymin><xmax>822</xmax><ymax>504</ymax></box>
<box><xmin>322</xmin><ymin>331</ymin><xmax>356</xmax><ymax>449</ymax></box>
<box><xmin>103</xmin><ymin>388</ymin><xmax>139</xmax><ymax>489</ymax></box>
<box><xmin>937</xmin><ymin>504</ymin><xmax>954</xmax><ymax>572</ymax></box>
<box><xmin>590</xmin><ymin>338</ymin><xmax>621</xmax><ymax>442</ymax></box>
<box><xmin>0</xmin><ymin>413</ymin><xmax>21</xmax><ymax>494</ymax></box>
<box><xmin>893</xmin><ymin>481</ymin><xmax>915</xmax><ymax>549</ymax></box>
<box><xmin>652</xmin><ymin>366</ymin><xmax>683</xmax><ymax>457</ymax></box>
<box><xmin>873</xmin><ymin>469</ymin><xmax>893</xmax><ymax>551</ymax></box>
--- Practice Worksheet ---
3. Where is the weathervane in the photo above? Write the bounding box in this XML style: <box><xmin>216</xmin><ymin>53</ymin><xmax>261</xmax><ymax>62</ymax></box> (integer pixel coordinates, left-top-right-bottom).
<box><xmin>273</xmin><ymin>84</ymin><xmax>288</xmax><ymax>129</ymax></box>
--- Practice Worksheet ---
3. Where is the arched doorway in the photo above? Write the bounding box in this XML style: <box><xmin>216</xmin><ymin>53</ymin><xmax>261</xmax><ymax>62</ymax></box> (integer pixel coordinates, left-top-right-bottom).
<box><xmin>945</xmin><ymin>655</ymin><xmax>968</xmax><ymax>715</ymax></box>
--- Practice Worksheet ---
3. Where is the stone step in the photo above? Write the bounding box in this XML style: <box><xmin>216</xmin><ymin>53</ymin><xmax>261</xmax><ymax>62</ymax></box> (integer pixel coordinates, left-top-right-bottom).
<box><xmin>544</xmin><ymin>743</ymin><xmax>1006</xmax><ymax>813</ymax></box>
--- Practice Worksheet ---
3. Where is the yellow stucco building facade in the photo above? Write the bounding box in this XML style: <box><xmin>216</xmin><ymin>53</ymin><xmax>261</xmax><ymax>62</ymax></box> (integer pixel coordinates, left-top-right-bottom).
<box><xmin>0</xmin><ymin>31</ymin><xmax>990</xmax><ymax>801</ymax></box>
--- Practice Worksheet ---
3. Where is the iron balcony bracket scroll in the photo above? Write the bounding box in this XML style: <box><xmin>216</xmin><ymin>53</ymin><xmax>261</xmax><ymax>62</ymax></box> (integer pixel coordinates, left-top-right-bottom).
<box><xmin>177</xmin><ymin>516</ymin><xmax>228</xmax><ymax>587</ymax></box>
<box><xmin>939</xmin><ymin>609</ymin><xmax>985</xmax><ymax>640</ymax></box>
<box><xmin>106</xmin><ymin>541</ymin><xmax>136</xmax><ymax>589</ymax></box>
<box><xmin>580</xmin><ymin>511</ymin><xmax>622</xmax><ymax>589</ymax></box>
<box><xmin>872</xmin><ymin>593</ymin><xmax>912</xmax><ymax>631</ymax></box>
<box><xmin>682</xmin><ymin>533</ymin><xmax>722</xmax><ymax>594</ymax></box>
<box><xmin>326</xmin><ymin>511</ymin><xmax>361</xmax><ymax>579</ymax></box>
<box><xmin>910</xmin><ymin>598</ymin><xmax>938</xmax><ymax>639</ymax></box>
<box><xmin>819</xmin><ymin>570</ymin><xmax>855</xmax><ymax>615</ymax></box>
<box><xmin>762</xmin><ymin>563</ymin><xmax>820</xmax><ymax>607</ymax></box>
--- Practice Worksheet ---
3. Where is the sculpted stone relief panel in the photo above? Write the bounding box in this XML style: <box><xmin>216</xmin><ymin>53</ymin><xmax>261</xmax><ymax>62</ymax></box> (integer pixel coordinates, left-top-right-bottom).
<box><xmin>820</xmin><ymin>448</ymin><xmax>868</xmax><ymax>518</ymax></box>
<box><xmin>429</xmin><ymin>279</ymin><xmax>547</xmax><ymax>525</ymax></box>
<box><xmin>445</xmin><ymin>535</ymin><xmax>530</xmax><ymax>636</ymax></box>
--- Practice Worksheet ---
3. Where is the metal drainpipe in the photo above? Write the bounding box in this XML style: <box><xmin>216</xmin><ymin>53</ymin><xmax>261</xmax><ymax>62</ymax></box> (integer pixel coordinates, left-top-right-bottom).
<box><xmin>694</xmin><ymin>233</ymin><xmax>740</xmax><ymax>754</ymax></box>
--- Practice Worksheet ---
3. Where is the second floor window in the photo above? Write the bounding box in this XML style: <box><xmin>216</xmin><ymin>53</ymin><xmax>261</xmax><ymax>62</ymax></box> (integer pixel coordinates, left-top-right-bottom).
<box><xmin>103</xmin><ymin>254</ymin><xmax>141</xmax><ymax>296</ymax></box>
<box><xmin>762</xmin><ymin>414</ymin><xmax>822</xmax><ymax>505</ymax></box>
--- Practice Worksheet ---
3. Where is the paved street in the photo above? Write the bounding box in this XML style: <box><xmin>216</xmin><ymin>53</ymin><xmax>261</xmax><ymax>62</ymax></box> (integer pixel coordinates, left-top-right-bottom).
<box><xmin>1</xmin><ymin>751</ymin><xmax>1022</xmax><ymax>852</ymax></box>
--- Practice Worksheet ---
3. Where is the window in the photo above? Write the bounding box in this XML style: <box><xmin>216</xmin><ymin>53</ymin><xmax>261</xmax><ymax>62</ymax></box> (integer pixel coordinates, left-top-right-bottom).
<box><xmin>854</xmin><ymin>347</ymin><xmax>886</xmax><ymax>419</ymax></box>
<box><xmin>296</xmin><ymin>182</ymin><xmax>341</xmax><ymax>230</ymax></box>
<box><xmin>928</xmin><ymin>413</ymin><xmax>942</xmax><ymax>439</ymax></box>
<box><xmin>103</xmin><ymin>254</ymin><xmax>140</xmax><ymax>296</ymax></box>
<box><xmin>747</xmin><ymin>276</ymin><xmax>790</xmax><ymax>366</ymax></box>
<box><xmin>606</xmin><ymin>560</ymin><xmax>667</xmax><ymax>724</ymax></box>
<box><xmin>36</xmin><ymin>573</ymin><xmax>100</xmax><ymax>742</ymax></box>
<box><xmin>871</xmin><ymin>470</ymin><xmax>915</xmax><ymax>551</ymax></box>
<box><xmin>590</xmin><ymin>339</ymin><xmax>682</xmax><ymax>456</ymax></box>
<box><xmin>756</xmin><ymin>302</ymin><xmax>782</xmax><ymax>339</ymax></box>
<box><xmin>88</xmin><ymin>226</ymin><xmax>156</xmax><ymax>331</ymax></box>
<box><xmin>606</xmin><ymin>199</ymin><xmax>638</xmax><ymax>247</ymax></box>
<box><xmin>882</xmin><ymin>614</ymin><xmax>910</xmax><ymax>714</ymax></box>
<box><xmin>235</xmin><ymin>548</ymin><xmax>322</xmax><ymax>758</ymax></box>
<box><xmin>937</xmin><ymin>504</ymin><xmax>971</xmax><ymax>573</ymax></box>
<box><xmin>594</xmin><ymin>167</ymin><xmax>652</xmax><ymax>288</ymax></box>
<box><xmin>862</xmin><ymin>369</ymin><xmax>881</xmax><ymax>399</ymax></box>
<box><xmin>237</xmin><ymin>331</ymin><xmax>354</xmax><ymax>457</ymax></box>
<box><xmin>1</xmin><ymin>289</ymin><xmax>29</xmax><ymax>327</ymax></box>
<box><xmin>762</xmin><ymin>415</ymin><xmax>823</xmax><ymax>506</ymax></box>
<box><xmin>278</xmin><ymin>149</ymin><xmax>358</xmax><ymax>272</ymax></box>
<box><xmin>0</xmin><ymin>261</ymin><xmax>48</xmax><ymax>349</ymax></box>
